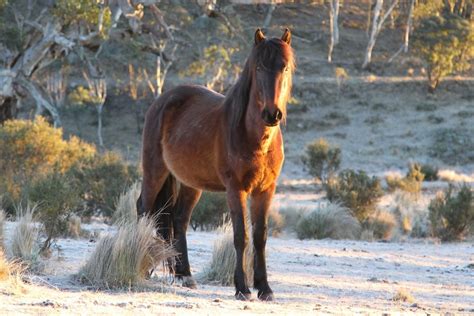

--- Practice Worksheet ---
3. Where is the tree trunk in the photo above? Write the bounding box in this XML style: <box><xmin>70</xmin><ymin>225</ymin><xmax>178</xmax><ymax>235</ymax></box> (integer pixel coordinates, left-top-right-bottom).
<box><xmin>328</xmin><ymin>0</ymin><xmax>340</xmax><ymax>63</ymax></box>
<box><xmin>0</xmin><ymin>97</ymin><xmax>18</xmax><ymax>123</ymax></box>
<box><xmin>388</xmin><ymin>0</ymin><xmax>415</xmax><ymax>63</ymax></box>
<box><xmin>97</xmin><ymin>104</ymin><xmax>104</xmax><ymax>148</ymax></box>
<box><xmin>262</xmin><ymin>4</ymin><xmax>276</xmax><ymax>29</ymax></box>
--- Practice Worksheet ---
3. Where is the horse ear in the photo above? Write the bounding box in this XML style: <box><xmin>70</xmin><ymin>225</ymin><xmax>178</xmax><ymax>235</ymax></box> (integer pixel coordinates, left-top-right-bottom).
<box><xmin>281</xmin><ymin>28</ymin><xmax>291</xmax><ymax>45</ymax></box>
<box><xmin>255</xmin><ymin>28</ymin><xmax>265</xmax><ymax>45</ymax></box>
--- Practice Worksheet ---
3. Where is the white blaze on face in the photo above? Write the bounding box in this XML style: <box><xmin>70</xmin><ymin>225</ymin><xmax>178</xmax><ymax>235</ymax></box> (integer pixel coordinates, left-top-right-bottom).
<box><xmin>261</xmin><ymin>124</ymin><xmax>278</xmax><ymax>153</ymax></box>
<box><xmin>278</xmin><ymin>73</ymin><xmax>289</xmax><ymax>107</ymax></box>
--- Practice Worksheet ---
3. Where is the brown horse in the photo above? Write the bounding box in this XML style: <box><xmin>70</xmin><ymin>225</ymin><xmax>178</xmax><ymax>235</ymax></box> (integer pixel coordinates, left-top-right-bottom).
<box><xmin>137</xmin><ymin>28</ymin><xmax>295</xmax><ymax>301</ymax></box>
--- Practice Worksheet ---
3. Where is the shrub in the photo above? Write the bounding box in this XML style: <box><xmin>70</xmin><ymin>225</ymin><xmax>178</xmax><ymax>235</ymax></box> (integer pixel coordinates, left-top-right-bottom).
<box><xmin>203</xmin><ymin>222</ymin><xmax>253</xmax><ymax>286</ymax></box>
<box><xmin>392</xmin><ymin>288</ymin><xmax>415</xmax><ymax>303</ymax></box>
<box><xmin>363</xmin><ymin>210</ymin><xmax>397</xmax><ymax>240</ymax></box>
<box><xmin>412</xmin><ymin>11</ymin><xmax>474</xmax><ymax>91</ymax></box>
<box><xmin>26</xmin><ymin>172</ymin><xmax>81</xmax><ymax>251</ymax></box>
<box><xmin>325</xmin><ymin>169</ymin><xmax>383</xmax><ymax>222</ymax></box>
<box><xmin>0</xmin><ymin>250</ymin><xmax>25</xmax><ymax>295</ymax></box>
<box><xmin>279</xmin><ymin>207</ymin><xmax>307</xmax><ymax>232</ymax></box>
<box><xmin>79</xmin><ymin>216</ymin><xmax>176</xmax><ymax>288</ymax></box>
<box><xmin>113</xmin><ymin>182</ymin><xmax>141</xmax><ymax>224</ymax></box>
<box><xmin>68</xmin><ymin>152</ymin><xmax>140</xmax><ymax>218</ymax></box>
<box><xmin>67</xmin><ymin>215</ymin><xmax>83</xmax><ymax>239</ymax></box>
<box><xmin>420</xmin><ymin>164</ymin><xmax>439</xmax><ymax>181</ymax></box>
<box><xmin>428</xmin><ymin>184</ymin><xmax>474</xmax><ymax>241</ymax></box>
<box><xmin>190</xmin><ymin>192</ymin><xmax>228</xmax><ymax>231</ymax></box>
<box><xmin>295</xmin><ymin>203</ymin><xmax>360</xmax><ymax>240</ymax></box>
<box><xmin>302</xmin><ymin>138</ymin><xmax>341</xmax><ymax>183</ymax></box>
<box><xmin>390</xmin><ymin>192</ymin><xmax>429</xmax><ymax>237</ymax></box>
<box><xmin>11</xmin><ymin>204</ymin><xmax>40</xmax><ymax>265</ymax></box>
<box><xmin>0</xmin><ymin>118</ymin><xmax>95</xmax><ymax>212</ymax></box>
<box><xmin>386</xmin><ymin>164</ymin><xmax>424</xmax><ymax>194</ymax></box>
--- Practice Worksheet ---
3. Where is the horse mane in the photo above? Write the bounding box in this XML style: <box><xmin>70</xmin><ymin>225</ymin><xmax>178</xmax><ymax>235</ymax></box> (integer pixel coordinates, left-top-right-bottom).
<box><xmin>223</xmin><ymin>38</ymin><xmax>295</xmax><ymax>131</ymax></box>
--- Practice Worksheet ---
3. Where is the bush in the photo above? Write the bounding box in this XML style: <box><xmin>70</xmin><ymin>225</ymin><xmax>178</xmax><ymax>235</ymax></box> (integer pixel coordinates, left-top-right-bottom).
<box><xmin>390</xmin><ymin>192</ymin><xmax>429</xmax><ymax>238</ymax></box>
<box><xmin>420</xmin><ymin>164</ymin><xmax>439</xmax><ymax>181</ymax></box>
<box><xmin>302</xmin><ymin>138</ymin><xmax>341</xmax><ymax>183</ymax></box>
<box><xmin>190</xmin><ymin>192</ymin><xmax>228</xmax><ymax>231</ymax></box>
<box><xmin>0</xmin><ymin>118</ymin><xmax>95</xmax><ymax>212</ymax></box>
<box><xmin>0</xmin><ymin>250</ymin><xmax>24</xmax><ymax>295</ymax></box>
<box><xmin>203</xmin><ymin>222</ymin><xmax>253</xmax><ymax>286</ymax></box>
<box><xmin>363</xmin><ymin>210</ymin><xmax>397</xmax><ymax>240</ymax></box>
<box><xmin>26</xmin><ymin>172</ymin><xmax>81</xmax><ymax>251</ymax></box>
<box><xmin>428</xmin><ymin>184</ymin><xmax>474</xmax><ymax>241</ymax></box>
<box><xmin>412</xmin><ymin>11</ymin><xmax>474</xmax><ymax>91</ymax></box>
<box><xmin>267</xmin><ymin>208</ymin><xmax>284</xmax><ymax>237</ymax></box>
<box><xmin>79</xmin><ymin>216</ymin><xmax>176</xmax><ymax>288</ymax></box>
<box><xmin>295</xmin><ymin>203</ymin><xmax>360</xmax><ymax>240</ymax></box>
<box><xmin>386</xmin><ymin>164</ymin><xmax>424</xmax><ymax>194</ymax></box>
<box><xmin>325</xmin><ymin>169</ymin><xmax>383</xmax><ymax>222</ymax></box>
<box><xmin>279</xmin><ymin>207</ymin><xmax>307</xmax><ymax>232</ymax></box>
<box><xmin>68</xmin><ymin>152</ymin><xmax>140</xmax><ymax>218</ymax></box>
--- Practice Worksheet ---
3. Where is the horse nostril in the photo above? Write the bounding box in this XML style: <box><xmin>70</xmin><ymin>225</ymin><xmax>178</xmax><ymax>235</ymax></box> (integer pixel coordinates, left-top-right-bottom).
<box><xmin>274</xmin><ymin>109</ymin><xmax>282</xmax><ymax>121</ymax></box>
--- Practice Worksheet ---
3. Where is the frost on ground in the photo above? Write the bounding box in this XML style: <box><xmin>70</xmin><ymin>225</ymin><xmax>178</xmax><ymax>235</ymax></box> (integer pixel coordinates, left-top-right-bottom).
<box><xmin>0</xmin><ymin>222</ymin><xmax>473</xmax><ymax>315</ymax></box>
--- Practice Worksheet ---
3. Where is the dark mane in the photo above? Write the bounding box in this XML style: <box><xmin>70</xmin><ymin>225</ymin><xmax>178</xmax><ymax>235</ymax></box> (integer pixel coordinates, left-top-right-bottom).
<box><xmin>223</xmin><ymin>38</ymin><xmax>295</xmax><ymax>131</ymax></box>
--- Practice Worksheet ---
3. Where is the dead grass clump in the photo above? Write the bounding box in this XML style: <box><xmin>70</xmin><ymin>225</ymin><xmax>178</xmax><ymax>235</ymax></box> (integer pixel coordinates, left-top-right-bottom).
<box><xmin>279</xmin><ymin>207</ymin><xmax>307</xmax><ymax>232</ymax></box>
<box><xmin>0</xmin><ymin>209</ymin><xmax>5</xmax><ymax>249</ymax></box>
<box><xmin>296</xmin><ymin>203</ymin><xmax>361</xmax><ymax>240</ymax></box>
<box><xmin>268</xmin><ymin>208</ymin><xmax>284</xmax><ymax>237</ymax></box>
<box><xmin>112</xmin><ymin>182</ymin><xmax>140</xmax><ymax>224</ymax></box>
<box><xmin>204</xmin><ymin>222</ymin><xmax>253</xmax><ymax>286</ymax></box>
<box><xmin>390</xmin><ymin>192</ymin><xmax>430</xmax><ymax>238</ymax></box>
<box><xmin>392</xmin><ymin>288</ymin><xmax>415</xmax><ymax>303</ymax></box>
<box><xmin>385</xmin><ymin>164</ymin><xmax>424</xmax><ymax>194</ymax></box>
<box><xmin>0</xmin><ymin>250</ymin><xmax>25</xmax><ymax>295</ymax></box>
<box><xmin>11</xmin><ymin>204</ymin><xmax>40</xmax><ymax>265</ymax></box>
<box><xmin>66</xmin><ymin>215</ymin><xmax>83</xmax><ymax>239</ymax></box>
<box><xmin>79</xmin><ymin>216</ymin><xmax>175</xmax><ymax>288</ymax></box>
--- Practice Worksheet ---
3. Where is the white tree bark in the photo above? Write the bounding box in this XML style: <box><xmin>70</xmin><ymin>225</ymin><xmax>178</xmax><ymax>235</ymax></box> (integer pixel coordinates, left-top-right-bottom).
<box><xmin>328</xmin><ymin>0</ymin><xmax>340</xmax><ymax>63</ymax></box>
<box><xmin>362</xmin><ymin>0</ymin><xmax>399</xmax><ymax>69</ymax></box>
<box><xmin>388</xmin><ymin>0</ymin><xmax>415</xmax><ymax>63</ymax></box>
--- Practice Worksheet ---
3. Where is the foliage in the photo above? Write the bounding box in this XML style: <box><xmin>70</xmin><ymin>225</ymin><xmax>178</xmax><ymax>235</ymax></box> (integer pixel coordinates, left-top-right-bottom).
<box><xmin>302</xmin><ymin>138</ymin><xmax>341</xmax><ymax>183</ymax></box>
<box><xmin>190</xmin><ymin>192</ymin><xmax>228</xmax><ymax>231</ymax></box>
<box><xmin>420</xmin><ymin>164</ymin><xmax>439</xmax><ymax>181</ymax></box>
<box><xmin>295</xmin><ymin>203</ymin><xmax>360</xmax><ymax>240</ymax></box>
<box><xmin>385</xmin><ymin>164</ymin><xmax>424</xmax><ymax>194</ymax></box>
<box><xmin>26</xmin><ymin>172</ymin><xmax>80</xmax><ymax>250</ymax></box>
<box><xmin>53</xmin><ymin>0</ymin><xmax>111</xmax><ymax>34</ymax></box>
<box><xmin>430</xmin><ymin>128</ymin><xmax>474</xmax><ymax>164</ymax></box>
<box><xmin>412</xmin><ymin>11</ymin><xmax>474</xmax><ymax>91</ymax></box>
<box><xmin>279</xmin><ymin>207</ymin><xmax>307</xmax><ymax>232</ymax></box>
<box><xmin>69</xmin><ymin>85</ymin><xmax>104</xmax><ymax>106</ymax></box>
<box><xmin>428</xmin><ymin>184</ymin><xmax>474</xmax><ymax>241</ymax></box>
<box><xmin>79</xmin><ymin>216</ymin><xmax>176</xmax><ymax>288</ymax></box>
<box><xmin>68</xmin><ymin>152</ymin><xmax>140</xmax><ymax>218</ymax></box>
<box><xmin>180</xmin><ymin>44</ymin><xmax>240</xmax><ymax>91</ymax></box>
<box><xmin>0</xmin><ymin>118</ymin><xmax>95</xmax><ymax>211</ymax></box>
<box><xmin>325</xmin><ymin>169</ymin><xmax>384</xmax><ymax>222</ymax></box>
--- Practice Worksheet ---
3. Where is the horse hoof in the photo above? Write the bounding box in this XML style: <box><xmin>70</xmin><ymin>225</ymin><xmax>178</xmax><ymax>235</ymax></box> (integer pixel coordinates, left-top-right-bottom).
<box><xmin>235</xmin><ymin>291</ymin><xmax>253</xmax><ymax>301</ymax></box>
<box><xmin>181</xmin><ymin>276</ymin><xmax>197</xmax><ymax>289</ymax></box>
<box><xmin>258</xmin><ymin>291</ymin><xmax>274</xmax><ymax>301</ymax></box>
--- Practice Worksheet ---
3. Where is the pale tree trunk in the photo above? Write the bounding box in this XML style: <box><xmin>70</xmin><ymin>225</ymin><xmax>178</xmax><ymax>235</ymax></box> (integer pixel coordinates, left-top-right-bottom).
<box><xmin>362</xmin><ymin>0</ymin><xmax>399</xmax><ymax>69</ymax></box>
<box><xmin>328</xmin><ymin>0</ymin><xmax>340</xmax><ymax>63</ymax></box>
<box><xmin>388</xmin><ymin>0</ymin><xmax>415</xmax><ymax>63</ymax></box>
<box><xmin>83</xmin><ymin>64</ymin><xmax>107</xmax><ymax>148</ymax></box>
<box><xmin>262</xmin><ymin>3</ymin><xmax>276</xmax><ymax>29</ymax></box>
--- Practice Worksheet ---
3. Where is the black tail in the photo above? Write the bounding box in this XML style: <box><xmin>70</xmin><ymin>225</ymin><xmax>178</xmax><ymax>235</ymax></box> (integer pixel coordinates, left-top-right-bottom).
<box><xmin>137</xmin><ymin>175</ymin><xmax>178</xmax><ymax>243</ymax></box>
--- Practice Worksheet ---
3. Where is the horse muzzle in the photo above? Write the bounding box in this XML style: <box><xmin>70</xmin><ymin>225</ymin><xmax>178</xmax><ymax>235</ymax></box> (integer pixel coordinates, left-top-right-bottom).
<box><xmin>261</xmin><ymin>108</ymin><xmax>282</xmax><ymax>127</ymax></box>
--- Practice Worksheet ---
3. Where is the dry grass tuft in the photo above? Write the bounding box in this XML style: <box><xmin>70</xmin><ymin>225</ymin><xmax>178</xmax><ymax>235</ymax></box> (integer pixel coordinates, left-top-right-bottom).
<box><xmin>113</xmin><ymin>182</ymin><xmax>141</xmax><ymax>224</ymax></box>
<box><xmin>203</xmin><ymin>222</ymin><xmax>253</xmax><ymax>286</ymax></box>
<box><xmin>268</xmin><ymin>208</ymin><xmax>284</xmax><ymax>237</ymax></box>
<box><xmin>392</xmin><ymin>288</ymin><xmax>415</xmax><ymax>303</ymax></box>
<box><xmin>11</xmin><ymin>204</ymin><xmax>40</xmax><ymax>265</ymax></box>
<box><xmin>296</xmin><ymin>203</ymin><xmax>361</xmax><ymax>240</ymax></box>
<box><xmin>364</xmin><ymin>210</ymin><xmax>397</xmax><ymax>240</ymax></box>
<box><xmin>79</xmin><ymin>216</ymin><xmax>175</xmax><ymax>288</ymax></box>
<box><xmin>67</xmin><ymin>215</ymin><xmax>83</xmax><ymax>239</ymax></box>
<box><xmin>0</xmin><ymin>250</ymin><xmax>25</xmax><ymax>295</ymax></box>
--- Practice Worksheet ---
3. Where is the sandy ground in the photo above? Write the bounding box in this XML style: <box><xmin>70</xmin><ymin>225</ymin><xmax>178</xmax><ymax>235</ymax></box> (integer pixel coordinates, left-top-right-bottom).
<box><xmin>1</xmin><ymin>222</ymin><xmax>473</xmax><ymax>315</ymax></box>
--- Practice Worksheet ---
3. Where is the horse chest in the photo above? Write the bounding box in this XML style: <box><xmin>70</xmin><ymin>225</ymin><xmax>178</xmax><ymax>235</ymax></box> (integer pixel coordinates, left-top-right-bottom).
<box><xmin>238</xmin><ymin>155</ymin><xmax>280</xmax><ymax>192</ymax></box>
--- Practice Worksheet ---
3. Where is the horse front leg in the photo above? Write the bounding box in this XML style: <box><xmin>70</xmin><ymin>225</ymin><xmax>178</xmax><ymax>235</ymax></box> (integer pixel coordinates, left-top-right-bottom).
<box><xmin>227</xmin><ymin>189</ymin><xmax>251</xmax><ymax>300</ymax></box>
<box><xmin>250</xmin><ymin>184</ymin><xmax>275</xmax><ymax>301</ymax></box>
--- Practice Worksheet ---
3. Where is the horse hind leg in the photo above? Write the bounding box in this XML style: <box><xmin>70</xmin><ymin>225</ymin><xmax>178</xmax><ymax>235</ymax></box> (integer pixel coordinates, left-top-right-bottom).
<box><xmin>172</xmin><ymin>184</ymin><xmax>202</xmax><ymax>288</ymax></box>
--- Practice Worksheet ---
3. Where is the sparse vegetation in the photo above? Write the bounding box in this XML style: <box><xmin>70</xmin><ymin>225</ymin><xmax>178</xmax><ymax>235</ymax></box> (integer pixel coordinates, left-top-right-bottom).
<box><xmin>392</xmin><ymin>288</ymin><xmax>415</xmax><ymax>303</ymax></box>
<box><xmin>203</xmin><ymin>222</ymin><xmax>253</xmax><ymax>286</ymax></box>
<box><xmin>325</xmin><ymin>169</ymin><xmax>384</xmax><ymax>222</ymax></box>
<box><xmin>302</xmin><ymin>138</ymin><xmax>341</xmax><ymax>183</ymax></box>
<box><xmin>295</xmin><ymin>203</ymin><xmax>360</xmax><ymax>240</ymax></box>
<box><xmin>113</xmin><ymin>182</ymin><xmax>141</xmax><ymax>224</ymax></box>
<box><xmin>11</xmin><ymin>204</ymin><xmax>40</xmax><ymax>266</ymax></box>
<box><xmin>190</xmin><ymin>192</ymin><xmax>228</xmax><ymax>231</ymax></box>
<box><xmin>420</xmin><ymin>164</ymin><xmax>439</xmax><ymax>181</ymax></box>
<box><xmin>79</xmin><ymin>216</ymin><xmax>176</xmax><ymax>288</ymax></box>
<box><xmin>268</xmin><ymin>208</ymin><xmax>284</xmax><ymax>237</ymax></box>
<box><xmin>279</xmin><ymin>207</ymin><xmax>307</xmax><ymax>233</ymax></box>
<box><xmin>0</xmin><ymin>250</ymin><xmax>25</xmax><ymax>295</ymax></box>
<box><xmin>385</xmin><ymin>164</ymin><xmax>424</xmax><ymax>194</ymax></box>
<box><xmin>428</xmin><ymin>184</ymin><xmax>474</xmax><ymax>241</ymax></box>
<box><xmin>363</xmin><ymin>210</ymin><xmax>397</xmax><ymax>241</ymax></box>
<box><xmin>0</xmin><ymin>209</ymin><xmax>5</xmax><ymax>249</ymax></box>
<box><xmin>430</xmin><ymin>128</ymin><xmax>474</xmax><ymax>164</ymax></box>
